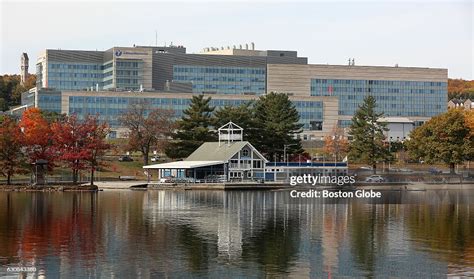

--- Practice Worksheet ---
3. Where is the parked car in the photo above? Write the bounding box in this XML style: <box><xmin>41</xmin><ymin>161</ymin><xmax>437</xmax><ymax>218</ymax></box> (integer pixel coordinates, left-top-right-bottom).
<box><xmin>151</xmin><ymin>156</ymin><xmax>165</xmax><ymax>162</ymax></box>
<box><xmin>359</xmin><ymin>166</ymin><xmax>373</xmax><ymax>171</ymax></box>
<box><xmin>429</xmin><ymin>168</ymin><xmax>442</xmax><ymax>174</ymax></box>
<box><xmin>365</xmin><ymin>175</ymin><xmax>385</xmax><ymax>183</ymax></box>
<box><xmin>118</xmin><ymin>155</ymin><xmax>133</xmax><ymax>162</ymax></box>
<box><xmin>399</xmin><ymin>168</ymin><xmax>413</xmax><ymax>173</ymax></box>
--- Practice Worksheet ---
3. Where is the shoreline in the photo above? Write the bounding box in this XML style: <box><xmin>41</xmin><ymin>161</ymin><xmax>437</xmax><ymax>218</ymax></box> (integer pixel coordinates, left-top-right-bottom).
<box><xmin>0</xmin><ymin>184</ymin><xmax>99</xmax><ymax>192</ymax></box>
<box><xmin>1</xmin><ymin>181</ymin><xmax>474</xmax><ymax>192</ymax></box>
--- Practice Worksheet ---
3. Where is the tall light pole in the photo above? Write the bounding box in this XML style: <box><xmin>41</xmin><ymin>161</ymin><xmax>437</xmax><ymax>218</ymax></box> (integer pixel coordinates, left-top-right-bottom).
<box><xmin>388</xmin><ymin>140</ymin><xmax>392</xmax><ymax>171</ymax></box>
<box><xmin>284</xmin><ymin>143</ymin><xmax>298</xmax><ymax>165</ymax></box>
<box><xmin>284</xmin><ymin>143</ymin><xmax>298</xmax><ymax>182</ymax></box>
<box><xmin>320</xmin><ymin>136</ymin><xmax>325</xmax><ymax>168</ymax></box>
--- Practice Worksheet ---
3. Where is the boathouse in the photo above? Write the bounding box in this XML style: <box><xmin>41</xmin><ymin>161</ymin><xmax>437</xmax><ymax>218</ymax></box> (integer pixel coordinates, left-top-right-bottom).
<box><xmin>143</xmin><ymin>122</ymin><xmax>268</xmax><ymax>182</ymax></box>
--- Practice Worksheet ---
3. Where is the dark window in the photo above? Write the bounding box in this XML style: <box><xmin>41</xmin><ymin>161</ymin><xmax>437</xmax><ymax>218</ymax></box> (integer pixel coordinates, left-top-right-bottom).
<box><xmin>310</xmin><ymin>121</ymin><xmax>323</xmax><ymax>131</ymax></box>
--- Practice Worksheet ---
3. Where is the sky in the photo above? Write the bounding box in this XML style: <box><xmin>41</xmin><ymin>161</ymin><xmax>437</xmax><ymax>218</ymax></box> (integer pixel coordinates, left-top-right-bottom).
<box><xmin>0</xmin><ymin>0</ymin><xmax>473</xmax><ymax>79</ymax></box>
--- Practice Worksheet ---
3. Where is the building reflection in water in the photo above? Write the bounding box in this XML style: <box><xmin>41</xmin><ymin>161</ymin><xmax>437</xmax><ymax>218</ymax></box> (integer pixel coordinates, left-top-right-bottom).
<box><xmin>0</xmin><ymin>190</ymin><xmax>473</xmax><ymax>278</ymax></box>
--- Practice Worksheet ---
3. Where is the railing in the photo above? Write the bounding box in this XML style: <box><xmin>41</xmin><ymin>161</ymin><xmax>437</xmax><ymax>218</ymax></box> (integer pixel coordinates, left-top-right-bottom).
<box><xmin>229</xmin><ymin>163</ymin><xmax>252</xmax><ymax>169</ymax></box>
<box><xmin>266</xmin><ymin>162</ymin><xmax>348</xmax><ymax>167</ymax></box>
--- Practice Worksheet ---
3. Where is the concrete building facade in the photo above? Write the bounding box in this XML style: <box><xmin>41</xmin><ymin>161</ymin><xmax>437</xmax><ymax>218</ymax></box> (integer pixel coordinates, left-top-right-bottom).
<box><xmin>25</xmin><ymin>44</ymin><xmax>448</xmax><ymax>140</ymax></box>
<box><xmin>20</xmin><ymin>53</ymin><xmax>29</xmax><ymax>86</ymax></box>
<box><xmin>267</xmin><ymin>64</ymin><xmax>447</xmax><ymax>128</ymax></box>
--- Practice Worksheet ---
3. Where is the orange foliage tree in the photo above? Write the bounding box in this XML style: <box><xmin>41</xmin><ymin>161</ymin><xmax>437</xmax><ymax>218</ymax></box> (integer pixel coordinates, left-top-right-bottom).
<box><xmin>323</xmin><ymin>126</ymin><xmax>349</xmax><ymax>161</ymax></box>
<box><xmin>81</xmin><ymin>116</ymin><xmax>111</xmax><ymax>186</ymax></box>
<box><xmin>448</xmin><ymin>79</ymin><xmax>474</xmax><ymax>100</ymax></box>
<box><xmin>19</xmin><ymin>108</ymin><xmax>55</xmax><ymax>170</ymax></box>
<box><xmin>51</xmin><ymin>115</ymin><xmax>89</xmax><ymax>183</ymax></box>
<box><xmin>52</xmin><ymin>114</ymin><xmax>112</xmax><ymax>185</ymax></box>
<box><xmin>466</xmin><ymin>110</ymin><xmax>474</xmax><ymax>136</ymax></box>
<box><xmin>0</xmin><ymin>116</ymin><xmax>25</xmax><ymax>184</ymax></box>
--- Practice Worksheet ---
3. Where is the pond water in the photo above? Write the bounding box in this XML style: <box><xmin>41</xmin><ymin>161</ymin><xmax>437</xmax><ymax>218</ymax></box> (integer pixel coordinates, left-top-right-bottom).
<box><xmin>0</xmin><ymin>189</ymin><xmax>473</xmax><ymax>278</ymax></box>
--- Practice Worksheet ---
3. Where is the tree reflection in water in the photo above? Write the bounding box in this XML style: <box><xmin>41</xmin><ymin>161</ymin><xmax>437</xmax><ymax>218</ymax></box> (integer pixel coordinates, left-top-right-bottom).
<box><xmin>0</xmin><ymin>190</ymin><xmax>473</xmax><ymax>277</ymax></box>
<box><xmin>241</xmin><ymin>217</ymin><xmax>300</xmax><ymax>274</ymax></box>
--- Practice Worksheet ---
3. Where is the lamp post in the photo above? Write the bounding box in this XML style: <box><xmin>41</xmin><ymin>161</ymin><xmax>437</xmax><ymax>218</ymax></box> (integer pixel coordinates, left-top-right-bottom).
<box><xmin>284</xmin><ymin>143</ymin><xmax>298</xmax><ymax>182</ymax></box>
<box><xmin>388</xmin><ymin>140</ymin><xmax>392</xmax><ymax>172</ymax></box>
<box><xmin>320</xmin><ymin>136</ymin><xmax>326</xmax><ymax>168</ymax></box>
<box><xmin>284</xmin><ymin>143</ymin><xmax>298</xmax><ymax>165</ymax></box>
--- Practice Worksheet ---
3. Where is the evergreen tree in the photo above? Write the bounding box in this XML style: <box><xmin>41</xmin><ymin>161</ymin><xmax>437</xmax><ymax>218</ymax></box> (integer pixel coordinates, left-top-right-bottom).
<box><xmin>348</xmin><ymin>96</ymin><xmax>390</xmax><ymax>174</ymax></box>
<box><xmin>253</xmin><ymin>92</ymin><xmax>303</xmax><ymax>161</ymax></box>
<box><xmin>165</xmin><ymin>95</ymin><xmax>216</xmax><ymax>158</ymax></box>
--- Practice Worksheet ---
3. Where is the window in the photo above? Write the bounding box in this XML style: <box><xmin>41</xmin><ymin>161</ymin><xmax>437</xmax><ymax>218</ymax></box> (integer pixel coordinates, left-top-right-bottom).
<box><xmin>253</xmin><ymin>160</ymin><xmax>262</xmax><ymax>168</ymax></box>
<box><xmin>242</xmin><ymin>149</ymin><xmax>249</xmax><ymax>157</ymax></box>
<box><xmin>310</xmin><ymin>121</ymin><xmax>323</xmax><ymax>131</ymax></box>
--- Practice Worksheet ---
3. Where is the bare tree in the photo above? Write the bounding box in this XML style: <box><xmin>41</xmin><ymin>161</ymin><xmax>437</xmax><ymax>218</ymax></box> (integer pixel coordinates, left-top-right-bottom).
<box><xmin>119</xmin><ymin>101</ymin><xmax>174</xmax><ymax>165</ymax></box>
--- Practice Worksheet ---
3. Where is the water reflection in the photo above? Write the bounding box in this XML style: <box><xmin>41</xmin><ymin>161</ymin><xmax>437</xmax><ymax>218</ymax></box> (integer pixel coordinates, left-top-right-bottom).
<box><xmin>0</xmin><ymin>190</ymin><xmax>473</xmax><ymax>278</ymax></box>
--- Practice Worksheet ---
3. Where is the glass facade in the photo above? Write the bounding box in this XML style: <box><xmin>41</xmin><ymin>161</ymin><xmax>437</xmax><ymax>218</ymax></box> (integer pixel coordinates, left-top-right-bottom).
<box><xmin>44</xmin><ymin>60</ymin><xmax>144</xmax><ymax>91</ymax></box>
<box><xmin>36</xmin><ymin>63</ymin><xmax>43</xmax><ymax>88</ymax></box>
<box><xmin>115</xmin><ymin>60</ymin><xmax>144</xmax><ymax>90</ymax></box>
<box><xmin>102</xmin><ymin>61</ymin><xmax>114</xmax><ymax>89</ymax></box>
<box><xmin>293</xmin><ymin>101</ymin><xmax>323</xmax><ymax>130</ymax></box>
<box><xmin>311</xmin><ymin>79</ymin><xmax>447</xmax><ymax>117</ymax></box>
<box><xmin>68</xmin><ymin>96</ymin><xmax>323</xmax><ymax>129</ymax></box>
<box><xmin>337</xmin><ymin>120</ymin><xmax>353</xmax><ymax>128</ymax></box>
<box><xmin>38</xmin><ymin>93</ymin><xmax>62</xmax><ymax>113</ymax></box>
<box><xmin>173</xmin><ymin>65</ymin><xmax>266</xmax><ymax>95</ymax></box>
<box><xmin>47</xmin><ymin>62</ymin><xmax>104</xmax><ymax>90</ymax></box>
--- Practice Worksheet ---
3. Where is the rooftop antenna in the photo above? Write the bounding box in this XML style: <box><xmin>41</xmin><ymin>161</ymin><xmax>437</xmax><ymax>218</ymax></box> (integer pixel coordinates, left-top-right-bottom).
<box><xmin>155</xmin><ymin>30</ymin><xmax>157</xmax><ymax>46</ymax></box>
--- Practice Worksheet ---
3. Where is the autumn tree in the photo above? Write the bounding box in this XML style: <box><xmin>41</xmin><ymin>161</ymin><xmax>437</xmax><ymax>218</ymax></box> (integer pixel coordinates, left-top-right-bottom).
<box><xmin>0</xmin><ymin>74</ymin><xmax>36</xmax><ymax>111</ymax></box>
<box><xmin>466</xmin><ymin>110</ymin><xmax>474</xmax><ymax>136</ymax></box>
<box><xmin>51</xmin><ymin>115</ymin><xmax>89</xmax><ymax>183</ymax></box>
<box><xmin>19</xmin><ymin>108</ymin><xmax>55</xmax><ymax>170</ymax></box>
<box><xmin>81</xmin><ymin>116</ymin><xmax>111</xmax><ymax>186</ymax></box>
<box><xmin>119</xmin><ymin>101</ymin><xmax>175</xmax><ymax>165</ymax></box>
<box><xmin>348</xmin><ymin>96</ymin><xmax>390</xmax><ymax>174</ymax></box>
<box><xmin>324</xmin><ymin>126</ymin><xmax>349</xmax><ymax>161</ymax></box>
<box><xmin>166</xmin><ymin>95</ymin><xmax>216</xmax><ymax>159</ymax></box>
<box><xmin>41</xmin><ymin>110</ymin><xmax>66</xmax><ymax>123</ymax></box>
<box><xmin>407</xmin><ymin>109</ymin><xmax>473</xmax><ymax>174</ymax></box>
<box><xmin>0</xmin><ymin>117</ymin><xmax>25</xmax><ymax>184</ymax></box>
<box><xmin>448</xmin><ymin>79</ymin><xmax>474</xmax><ymax>100</ymax></box>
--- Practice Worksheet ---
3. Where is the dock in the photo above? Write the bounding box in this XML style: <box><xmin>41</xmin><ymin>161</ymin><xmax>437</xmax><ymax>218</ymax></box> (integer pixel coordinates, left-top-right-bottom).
<box><xmin>89</xmin><ymin>181</ymin><xmax>149</xmax><ymax>190</ymax></box>
<box><xmin>87</xmin><ymin>181</ymin><xmax>474</xmax><ymax>191</ymax></box>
